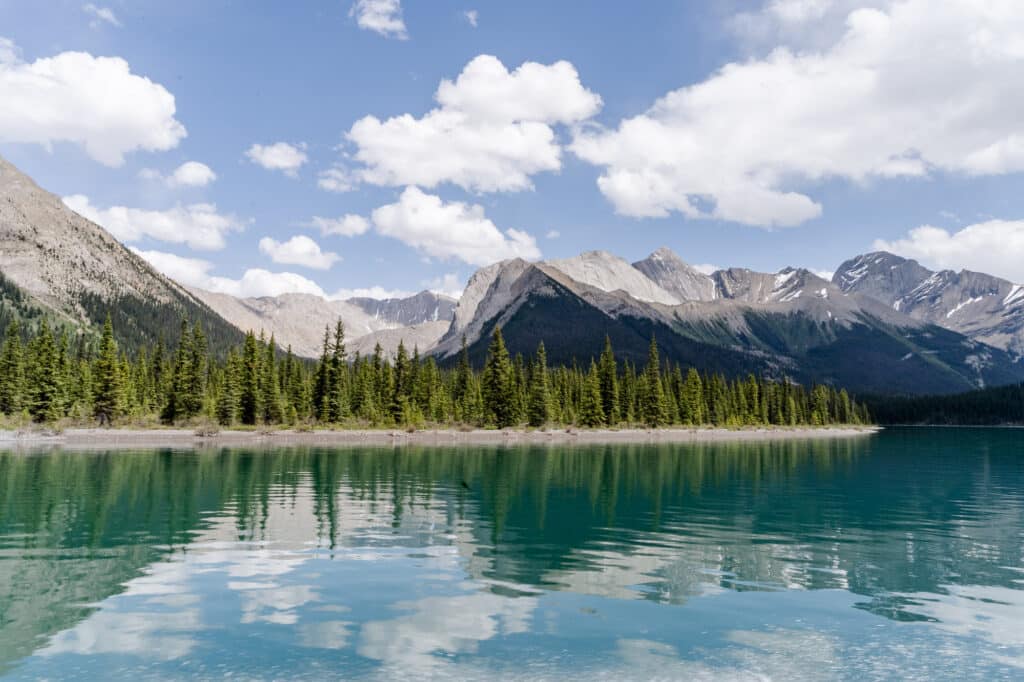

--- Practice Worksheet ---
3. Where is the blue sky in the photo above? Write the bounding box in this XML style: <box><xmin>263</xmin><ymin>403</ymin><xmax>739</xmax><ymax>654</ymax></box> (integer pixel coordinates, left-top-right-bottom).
<box><xmin>1</xmin><ymin>0</ymin><xmax>1023</xmax><ymax>299</ymax></box>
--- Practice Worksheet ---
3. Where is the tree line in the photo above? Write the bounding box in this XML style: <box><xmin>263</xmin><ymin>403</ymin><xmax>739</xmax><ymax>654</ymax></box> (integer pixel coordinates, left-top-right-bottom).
<box><xmin>0</xmin><ymin>316</ymin><xmax>869</xmax><ymax>428</ymax></box>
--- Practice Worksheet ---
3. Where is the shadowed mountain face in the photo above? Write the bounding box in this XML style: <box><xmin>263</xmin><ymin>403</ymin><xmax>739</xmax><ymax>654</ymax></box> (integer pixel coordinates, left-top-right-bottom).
<box><xmin>834</xmin><ymin>252</ymin><xmax>1024</xmax><ymax>356</ymax></box>
<box><xmin>0</xmin><ymin>155</ymin><xmax>243</xmax><ymax>352</ymax></box>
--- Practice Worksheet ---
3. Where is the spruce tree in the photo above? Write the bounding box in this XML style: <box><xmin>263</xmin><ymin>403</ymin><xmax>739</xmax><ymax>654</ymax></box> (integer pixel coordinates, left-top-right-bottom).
<box><xmin>261</xmin><ymin>335</ymin><xmax>283</xmax><ymax>424</ymax></box>
<box><xmin>640</xmin><ymin>336</ymin><xmax>668</xmax><ymax>427</ymax></box>
<box><xmin>216</xmin><ymin>349</ymin><xmax>239</xmax><ymax>425</ymax></box>
<box><xmin>92</xmin><ymin>314</ymin><xmax>122</xmax><ymax>426</ymax></box>
<box><xmin>527</xmin><ymin>342</ymin><xmax>551</xmax><ymax>427</ymax></box>
<box><xmin>578</xmin><ymin>360</ymin><xmax>605</xmax><ymax>427</ymax></box>
<box><xmin>239</xmin><ymin>331</ymin><xmax>261</xmax><ymax>425</ymax></box>
<box><xmin>26</xmin><ymin>319</ymin><xmax>60</xmax><ymax>423</ymax></box>
<box><xmin>482</xmin><ymin>327</ymin><xmax>515</xmax><ymax>427</ymax></box>
<box><xmin>0</xmin><ymin>321</ymin><xmax>25</xmax><ymax>415</ymax></box>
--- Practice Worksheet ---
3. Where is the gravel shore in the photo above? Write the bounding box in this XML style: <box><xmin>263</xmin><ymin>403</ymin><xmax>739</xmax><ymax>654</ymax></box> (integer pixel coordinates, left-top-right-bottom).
<box><xmin>0</xmin><ymin>426</ymin><xmax>880</xmax><ymax>449</ymax></box>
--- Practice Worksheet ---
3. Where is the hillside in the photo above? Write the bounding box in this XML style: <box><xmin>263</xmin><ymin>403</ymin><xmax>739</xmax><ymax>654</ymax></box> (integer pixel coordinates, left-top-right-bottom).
<box><xmin>0</xmin><ymin>155</ymin><xmax>243</xmax><ymax>352</ymax></box>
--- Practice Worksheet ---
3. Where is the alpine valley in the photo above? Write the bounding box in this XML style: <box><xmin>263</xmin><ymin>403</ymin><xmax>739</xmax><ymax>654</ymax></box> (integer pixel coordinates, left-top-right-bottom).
<box><xmin>2</xmin><ymin>154</ymin><xmax>1022</xmax><ymax>396</ymax></box>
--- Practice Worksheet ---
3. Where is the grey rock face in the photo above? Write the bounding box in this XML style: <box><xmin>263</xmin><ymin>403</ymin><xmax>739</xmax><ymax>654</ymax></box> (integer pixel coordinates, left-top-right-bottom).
<box><xmin>834</xmin><ymin>251</ymin><xmax>1024</xmax><ymax>355</ymax></box>
<box><xmin>347</xmin><ymin>291</ymin><xmax>457</xmax><ymax>326</ymax></box>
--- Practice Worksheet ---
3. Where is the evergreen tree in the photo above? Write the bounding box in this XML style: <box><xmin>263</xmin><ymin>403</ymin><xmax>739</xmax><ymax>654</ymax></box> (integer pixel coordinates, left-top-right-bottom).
<box><xmin>26</xmin><ymin>319</ymin><xmax>60</xmax><ymax>423</ymax></box>
<box><xmin>0</xmin><ymin>320</ymin><xmax>25</xmax><ymax>415</ymax></box>
<box><xmin>482</xmin><ymin>327</ymin><xmax>515</xmax><ymax>428</ymax></box>
<box><xmin>527</xmin><ymin>342</ymin><xmax>551</xmax><ymax>427</ymax></box>
<box><xmin>239</xmin><ymin>331</ymin><xmax>261</xmax><ymax>425</ymax></box>
<box><xmin>640</xmin><ymin>336</ymin><xmax>668</xmax><ymax>427</ymax></box>
<box><xmin>598</xmin><ymin>336</ymin><xmax>619</xmax><ymax>425</ymax></box>
<box><xmin>261</xmin><ymin>335</ymin><xmax>283</xmax><ymax>423</ymax></box>
<box><xmin>578</xmin><ymin>360</ymin><xmax>605</xmax><ymax>427</ymax></box>
<box><xmin>216</xmin><ymin>349</ymin><xmax>239</xmax><ymax>425</ymax></box>
<box><xmin>92</xmin><ymin>314</ymin><xmax>122</xmax><ymax>425</ymax></box>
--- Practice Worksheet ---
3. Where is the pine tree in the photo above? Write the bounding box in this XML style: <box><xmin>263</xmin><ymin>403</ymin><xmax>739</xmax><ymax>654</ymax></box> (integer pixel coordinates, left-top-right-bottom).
<box><xmin>92</xmin><ymin>314</ymin><xmax>122</xmax><ymax>425</ymax></box>
<box><xmin>598</xmin><ymin>336</ymin><xmax>619</xmax><ymax>425</ymax></box>
<box><xmin>527</xmin><ymin>342</ymin><xmax>551</xmax><ymax>427</ymax></box>
<box><xmin>578</xmin><ymin>360</ymin><xmax>605</xmax><ymax>427</ymax></box>
<box><xmin>482</xmin><ymin>327</ymin><xmax>515</xmax><ymax>428</ymax></box>
<box><xmin>329</xmin><ymin>321</ymin><xmax>348</xmax><ymax>421</ymax></box>
<box><xmin>640</xmin><ymin>336</ymin><xmax>668</xmax><ymax>427</ymax></box>
<box><xmin>261</xmin><ymin>335</ymin><xmax>283</xmax><ymax>424</ymax></box>
<box><xmin>239</xmin><ymin>331</ymin><xmax>261</xmax><ymax>425</ymax></box>
<box><xmin>216</xmin><ymin>349</ymin><xmax>239</xmax><ymax>425</ymax></box>
<box><xmin>26</xmin><ymin>319</ymin><xmax>60</xmax><ymax>423</ymax></box>
<box><xmin>0</xmin><ymin>321</ymin><xmax>25</xmax><ymax>415</ymax></box>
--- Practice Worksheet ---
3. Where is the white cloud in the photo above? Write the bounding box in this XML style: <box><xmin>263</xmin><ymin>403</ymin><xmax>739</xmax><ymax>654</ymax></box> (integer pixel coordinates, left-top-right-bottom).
<box><xmin>423</xmin><ymin>272</ymin><xmax>464</xmax><ymax>299</ymax></box>
<box><xmin>258</xmin><ymin>235</ymin><xmax>340</xmax><ymax>270</ymax></box>
<box><xmin>63</xmin><ymin>194</ymin><xmax>243</xmax><ymax>250</ymax></box>
<box><xmin>692</xmin><ymin>263</ymin><xmax>721</xmax><ymax>275</ymax></box>
<box><xmin>331</xmin><ymin>285</ymin><xmax>414</xmax><ymax>301</ymax></box>
<box><xmin>166</xmin><ymin>161</ymin><xmax>216</xmax><ymax>187</ymax></box>
<box><xmin>317</xmin><ymin>166</ymin><xmax>357</xmax><ymax>193</ymax></box>
<box><xmin>83</xmin><ymin>3</ymin><xmax>121</xmax><ymax>28</ymax></box>
<box><xmin>346</xmin><ymin>54</ymin><xmax>601</xmax><ymax>193</ymax></box>
<box><xmin>0</xmin><ymin>38</ymin><xmax>18</xmax><ymax>64</ymax></box>
<box><xmin>133</xmin><ymin>248</ymin><xmax>327</xmax><ymax>298</ymax></box>
<box><xmin>545</xmin><ymin>230</ymin><xmax>561</xmax><ymax>239</ymax></box>
<box><xmin>812</xmin><ymin>269</ymin><xmax>835</xmax><ymax>281</ymax></box>
<box><xmin>572</xmin><ymin>0</ymin><xmax>1024</xmax><ymax>227</ymax></box>
<box><xmin>350</xmin><ymin>0</ymin><xmax>407</xmax><ymax>39</ymax></box>
<box><xmin>371</xmin><ymin>187</ymin><xmax>541</xmax><ymax>266</ymax></box>
<box><xmin>245</xmin><ymin>142</ymin><xmax>308</xmax><ymax>176</ymax></box>
<box><xmin>311</xmin><ymin>214</ymin><xmax>370</xmax><ymax>237</ymax></box>
<box><xmin>464</xmin><ymin>10</ymin><xmax>478</xmax><ymax>27</ymax></box>
<box><xmin>0</xmin><ymin>38</ymin><xmax>185</xmax><ymax>166</ymax></box>
<box><xmin>873</xmin><ymin>219</ymin><xmax>1024</xmax><ymax>283</ymax></box>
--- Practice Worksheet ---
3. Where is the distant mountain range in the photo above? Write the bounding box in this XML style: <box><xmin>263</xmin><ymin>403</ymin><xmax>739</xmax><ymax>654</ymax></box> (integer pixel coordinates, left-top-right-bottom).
<box><xmin>1</xmin><ymin>154</ymin><xmax>1021</xmax><ymax>394</ymax></box>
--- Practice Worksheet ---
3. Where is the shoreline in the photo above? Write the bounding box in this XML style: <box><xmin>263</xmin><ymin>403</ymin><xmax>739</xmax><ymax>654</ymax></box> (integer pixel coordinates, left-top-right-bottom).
<box><xmin>0</xmin><ymin>425</ymin><xmax>881</xmax><ymax>449</ymax></box>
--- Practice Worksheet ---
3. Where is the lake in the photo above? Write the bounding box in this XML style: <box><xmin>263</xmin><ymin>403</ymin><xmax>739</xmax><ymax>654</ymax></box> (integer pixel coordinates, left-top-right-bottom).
<box><xmin>1</xmin><ymin>428</ymin><xmax>1022</xmax><ymax>680</ymax></box>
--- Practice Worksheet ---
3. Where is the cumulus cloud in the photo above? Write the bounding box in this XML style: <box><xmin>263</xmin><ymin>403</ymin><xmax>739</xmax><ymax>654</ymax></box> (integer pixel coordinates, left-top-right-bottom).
<box><xmin>571</xmin><ymin>0</ymin><xmax>1024</xmax><ymax>228</ymax></box>
<box><xmin>258</xmin><ymin>235</ymin><xmax>340</xmax><ymax>270</ymax></box>
<box><xmin>346</xmin><ymin>54</ymin><xmax>601</xmax><ymax>193</ymax></box>
<box><xmin>63</xmin><ymin>194</ymin><xmax>243</xmax><ymax>251</ymax></box>
<box><xmin>350</xmin><ymin>0</ymin><xmax>407</xmax><ymax>39</ymax></box>
<box><xmin>169</xmin><ymin>161</ymin><xmax>216</xmax><ymax>187</ymax></box>
<box><xmin>0</xmin><ymin>38</ymin><xmax>185</xmax><ymax>165</ymax></box>
<box><xmin>154</xmin><ymin>161</ymin><xmax>217</xmax><ymax>187</ymax></box>
<box><xmin>464</xmin><ymin>10</ymin><xmax>478</xmax><ymax>27</ymax></box>
<box><xmin>245</xmin><ymin>142</ymin><xmax>308</xmax><ymax>176</ymax></box>
<box><xmin>873</xmin><ymin>219</ymin><xmax>1024</xmax><ymax>283</ymax></box>
<box><xmin>133</xmin><ymin>248</ymin><xmax>327</xmax><ymax>298</ymax></box>
<box><xmin>331</xmin><ymin>285</ymin><xmax>414</xmax><ymax>301</ymax></box>
<box><xmin>311</xmin><ymin>214</ymin><xmax>370</xmax><ymax>237</ymax></box>
<box><xmin>371</xmin><ymin>187</ymin><xmax>541</xmax><ymax>266</ymax></box>
<box><xmin>317</xmin><ymin>166</ymin><xmax>357</xmax><ymax>193</ymax></box>
<box><xmin>424</xmin><ymin>272</ymin><xmax>464</xmax><ymax>299</ymax></box>
<box><xmin>83</xmin><ymin>4</ymin><xmax>121</xmax><ymax>28</ymax></box>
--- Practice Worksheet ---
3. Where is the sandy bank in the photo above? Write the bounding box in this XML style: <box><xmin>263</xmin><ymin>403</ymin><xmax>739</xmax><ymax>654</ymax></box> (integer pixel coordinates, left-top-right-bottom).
<box><xmin>0</xmin><ymin>426</ymin><xmax>880</xmax><ymax>449</ymax></box>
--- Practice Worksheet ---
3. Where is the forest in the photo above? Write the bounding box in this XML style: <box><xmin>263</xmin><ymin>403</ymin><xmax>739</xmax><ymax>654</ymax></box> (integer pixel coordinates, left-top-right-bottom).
<box><xmin>0</xmin><ymin>315</ymin><xmax>869</xmax><ymax>429</ymax></box>
<box><xmin>866</xmin><ymin>383</ymin><xmax>1024</xmax><ymax>425</ymax></box>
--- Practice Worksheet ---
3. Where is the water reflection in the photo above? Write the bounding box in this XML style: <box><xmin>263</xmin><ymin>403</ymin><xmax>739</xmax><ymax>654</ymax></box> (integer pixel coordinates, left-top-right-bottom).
<box><xmin>0</xmin><ymin>429</ymin><xmax>1022</xmax><ymax>679</ymax></box>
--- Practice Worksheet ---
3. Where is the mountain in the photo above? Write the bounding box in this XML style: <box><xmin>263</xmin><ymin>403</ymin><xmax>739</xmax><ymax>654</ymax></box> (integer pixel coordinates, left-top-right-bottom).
<box><xmin>545</xmin><ymin>250</ymin><xmax>683</xmax><ymax>305</ymax></box>
<box><xmin>347</xmin><ymin>321</ymin><xmax>451</xmax><ymax>360</ymax></box>
<box><xmin>433</xmin><ymin>248</ymin><xmax>1024</xmax><ymax>395</ymax></box>
<box><xmin>347</xmin><ymin>290</ymin><xmax>457</xmax><ymax>326</ymax></box>
<box><xmin>834</xmin><ymin>252</ymin><xmax>1024</xmax><ymax>356</ymax></box>
<box><xmin>632</xmin><ymin>246</ymin><xmax>717</xmax><ymax>301</ymax></box>
<box><xmin>0</xmin><ymin>155</ymin><xmax>242</xmax><ymax>351</ymax></box>
<box><xmin>189</xmin><ymin>288</ymin><xmax>458</xmax><ymax>359</ymax></box>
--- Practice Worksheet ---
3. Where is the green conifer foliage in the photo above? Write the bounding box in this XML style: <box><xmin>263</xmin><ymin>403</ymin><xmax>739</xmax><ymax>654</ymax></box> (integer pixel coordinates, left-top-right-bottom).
<box><xmin>92</xmin><ymin>315</ymin><xmax>122</xmax><ymax>426</ymax></box>
<box><xmin>0</xmin><ymin>320</ymin><xmax>25</xmax><ymax>415</ymax></box>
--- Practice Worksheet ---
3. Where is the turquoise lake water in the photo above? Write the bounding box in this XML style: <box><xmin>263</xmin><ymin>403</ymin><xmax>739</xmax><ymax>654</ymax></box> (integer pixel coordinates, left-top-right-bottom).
<box><xmin>1</xmin><ymin>428</ymin><xmax>1022</xmax><ymax>680</ymax></box>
